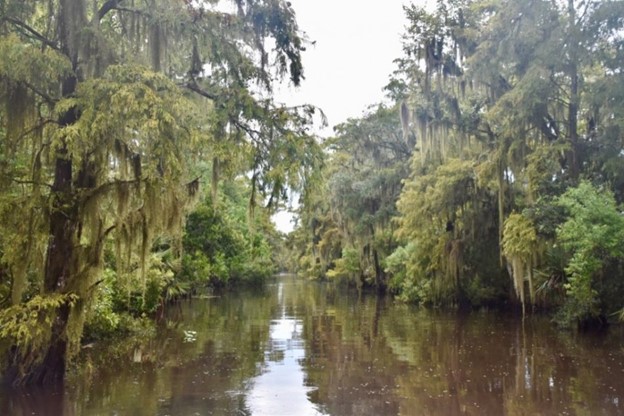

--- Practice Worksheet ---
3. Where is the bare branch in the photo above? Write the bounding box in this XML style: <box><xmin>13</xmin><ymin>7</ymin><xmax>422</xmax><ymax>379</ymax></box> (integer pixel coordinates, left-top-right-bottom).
<box><xmin>97</xmin><ymin>0</ymin><xmax>126</xmax><ymax>21</ymax></box>
<box><xmin>1</xmin><ymin>17</ymin><xmax>60</xmax><ymax>51</ymax></box>
<box><xmin>232</xmin><ymin>119</ymin><xmax>263</xmax><ymax>141</ymax></box>
<box><xmin>12</xmin><ymin>179</ymin><xmax>54</xmax><ymax>189</ymax></box>
<box><xmin>184</xmin><ymin>79</ymin><xmax>218</xmax><ymax>100</ymax></box>
<box><xmin>20</xmin><ymin>81</ymin><xmax>58</xmax><ymax>104</ymax></box>
<box><xmin>13</xmin><ymin>119</ymin><xmax>57</xmax><ymax>142</ymax></box>
<box><xmin>102</xmin><ymin>225</ymin><xmax>116</xmax><ymax>239</ymax></box>
<box><xmin>100</xmin><ymin>6</ymin><xmax>152</xmax><ymax>19</ymax></box>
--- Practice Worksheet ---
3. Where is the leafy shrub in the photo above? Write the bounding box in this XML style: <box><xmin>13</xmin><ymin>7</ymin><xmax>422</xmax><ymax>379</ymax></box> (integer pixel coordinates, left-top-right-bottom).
<box><xmin>555</xmin><ymin>182</ymin><xmax>624</xmax><ymax>326</ymax></box>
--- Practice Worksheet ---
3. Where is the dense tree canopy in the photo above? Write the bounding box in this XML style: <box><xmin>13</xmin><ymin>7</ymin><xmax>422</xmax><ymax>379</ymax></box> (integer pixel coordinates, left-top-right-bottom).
<box><xmin>292</xmin><ymin>0</ymin><xmax>624</xmax><ymax>327</ymax></box>
<box><xmin>1</xmin><ymin>0</ymin><xmax>623</xmax><ymax>387</ymax></box>
<box><xmin>291</xmin><ymin>104</ymin><xmax>411</xmax><ymax>290</ymax></box>
<box><xmin>0</xmin><ymin>0</ymin><xmax>321</xmax><ymax>384</ymax></box>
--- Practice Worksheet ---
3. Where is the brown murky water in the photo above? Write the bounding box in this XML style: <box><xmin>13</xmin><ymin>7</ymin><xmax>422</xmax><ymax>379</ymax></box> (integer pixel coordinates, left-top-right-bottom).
<box><xmin>1</xmin><ymin>274</ymin><xmax>623</xmax><ymax>415</ymax></box>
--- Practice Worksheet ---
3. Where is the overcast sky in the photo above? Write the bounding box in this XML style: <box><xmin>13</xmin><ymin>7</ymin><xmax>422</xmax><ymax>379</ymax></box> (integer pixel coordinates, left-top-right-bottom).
<box><xmin>272</xmin><ymin>1</ymin><xmax>410</xmax><ymax>232</ymax></box>
<box><xmin>275</xmin><ymin>0</ymin><xmax>409</xmax><ymax>135</ymax></box>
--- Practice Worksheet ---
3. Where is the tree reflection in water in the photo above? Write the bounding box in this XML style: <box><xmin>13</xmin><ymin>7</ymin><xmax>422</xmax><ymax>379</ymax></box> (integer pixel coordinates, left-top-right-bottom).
<box><xmin>300</xmin><ymin>287</ymin><xmax>624</xmax><ymax>416</ymax></box>
<box><xmin>0</xmin><ymin>275</ymin><xmax>622</xmax><ymax>415</ymax></box>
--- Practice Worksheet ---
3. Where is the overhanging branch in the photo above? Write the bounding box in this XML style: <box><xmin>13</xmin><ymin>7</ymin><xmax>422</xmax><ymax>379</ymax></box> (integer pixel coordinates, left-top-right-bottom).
<box><xmin>184</xmin><ymin>79</ymin><xmax>218</xmax><ymax>100</ymax></box>
<box><xmin>21</xmin><ymin>81</ymin><xmax>57</xmax><ymax>104</ymax></box>
<box><xmin>2</xmin><ymin>17</ymin><xmax>60</xmax><ymax>51</ymax></box>
<box><xmin>97</xmin><ymin>0</ymin><xmax>127</xmax><ymax>20</ymax></box>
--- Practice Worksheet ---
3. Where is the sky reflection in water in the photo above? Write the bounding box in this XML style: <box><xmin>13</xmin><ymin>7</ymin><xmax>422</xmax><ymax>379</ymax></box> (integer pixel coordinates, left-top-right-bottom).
<box><xmin>247</xmin><ymin>282</ymin><xmax>326</xmax><ymax>416</ymax></box>
<box><xmin>1</xmin><ymin>275</ymin><xmax>623</xmax><ymax>415</ymax></box>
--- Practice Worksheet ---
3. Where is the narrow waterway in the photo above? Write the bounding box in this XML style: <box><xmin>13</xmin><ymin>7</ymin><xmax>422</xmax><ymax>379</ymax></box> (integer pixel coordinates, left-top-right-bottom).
<box><xmin>1</xmin><ymin>274</ymin><xmax>623</xmax><ymax>415</ymax></box>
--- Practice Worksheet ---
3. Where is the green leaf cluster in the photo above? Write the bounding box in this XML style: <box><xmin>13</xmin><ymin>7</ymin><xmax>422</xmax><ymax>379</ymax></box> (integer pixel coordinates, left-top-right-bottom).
<box><xmin>556</xmin><ymin>182</ymin><xmax>624</xmax><ymax>323</ymax></box>
<box><xmin>0</xmin><ymin>293</ymin><xmax>78</xmax><ymax>375</ymax></box>
<box><xmin>181</xmin><ymin>180</ymin><xmax>277</xmax><ymax>289</ymax></box>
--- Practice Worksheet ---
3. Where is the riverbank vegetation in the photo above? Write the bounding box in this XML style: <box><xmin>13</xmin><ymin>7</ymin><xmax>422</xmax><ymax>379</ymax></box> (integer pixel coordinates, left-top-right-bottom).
<box><xmin>291</xmin><ymin>0</ymin><xmax>624</xmax><ymax>328</ymax></box>
<box><xmin>0</xmin><ymin>0</ymin><xmax>321</xmax><ymax>385</ymax></box>
<box><xmin>1</xmin><ymin>0</ymin><xmax>623</xmax><ymax>387</ymax></box>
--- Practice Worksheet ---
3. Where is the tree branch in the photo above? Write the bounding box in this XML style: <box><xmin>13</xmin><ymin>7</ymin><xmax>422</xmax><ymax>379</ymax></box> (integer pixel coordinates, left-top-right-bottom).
<box><xmin>80</xmin><ymin>178</ymin><xmax>143</xmax><ymax>208</ymax></box>
<box><xmin>97</xmin><ymin>0</ymin><xmax>126</xmax><ymax>21</ymax></box>
<box><xmin>12</xmin><ymin>179</ymin><xmax>54</xmax><ymax>189</ymax></box>
<box><xmin>13</xmin><ymin>119</ymin><xmax>57</xmax><ymax>142</ymax></box>
<box><xmin>99</xmin><ymin>5</ymin><xmax>152</xmax><ymax>19</ymax></box>
<box><xmin>184</xmin><ymin>79</ymin><xmax>218</xmax><ymax>100</ymax></box>
<box><xmin>102</xmin><ymin>225</ymin><xmax>116</xmax><ymax>239</ymax></box>
<box><xmin>232</xmin><ymin>119</ymin><xmax>262</xmax><ymax>142</ymax></box>
<box><xmin>21</xmin><ymin>80</ymin><xmax>58</xmax><ymax>104</ymax></box>
<box><xmin>1</xmin><ymin>17</ymin><xmax>60</xmax><ymax>51</ymax></box>
<box><xmin>185</xmin><ymin>79</ymin><xmax>266</xmax><ymax>142</ymax></box>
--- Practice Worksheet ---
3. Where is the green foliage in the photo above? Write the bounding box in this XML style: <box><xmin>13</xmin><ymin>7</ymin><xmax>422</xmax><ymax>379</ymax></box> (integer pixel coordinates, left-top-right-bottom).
<box><xmin>398</xmin><ymin>159</ymin><xmax>475</xmax><ymax>238</ymax></box>
<box><xmin>292</xmin><ymin>0</ymin><xmax>624</xmax><ymax>323</ymax></box>
<box><xmin>503</xmin><ymin>212</ymin><xmax>538</xmax><ymax>309</ymax></box>
<box><xmin>555</xmin><ymin>181</ymin><xmax>624</xmax><ymax>324</ymax></box>
<box><xmin>181</xmin><ymin>181</ymin><xmax>277</xmax><ymax>289</ymax></box>
<box><xmin>0</xmin><ymin>34</ymin><xmax>71</xmax><ymax>87</ymax></box>
<box><xmin>293</xmin><ymin>104</ymin><xmax>411</xmax><ymax>289</ymax></box>
<box><xmin>0</xmin><ymin>293</ymin><xmax>78</xmax><ymax>374</ymax></box>
<box><xmin>385</xmin><ymin>243</ymin><xmax>427</xmax><ymax>302</ymax></box>
<box><xmin>326</xmin><ymin>247</ymin><xmax>361</xmax><ymax>283</ymax></box>
<box><xmin>0</xmin><ymin>0</ymin><xmax>317</xmax><ymax>384</ymax></box>
<box><xmin>84</xmin><ymin>270</ymin><xmax>120</xmax><ymax>340</ymax></box>
<box><xmin>0</xmin><ymin>294</ymin><xmax>78</xmax><ymax>347</ymax></box>
<box><xmin>394</xmin><ymin>157</ymin><xmax>505</xmax><ymax>306</ymax></box>
<box><xmin>380</xmin><ymin>0</ymin><xmax>624</xmax><ymax>317</ymax></box>
<box><xmin>183</xmin><ymin>205</ymin><xmax>242</xmax><ymax>286</ymax></box>
<box><xmin>503</xmin><ymin>213</ymin><xmax>537</xmax><ymax>259</ymax></box>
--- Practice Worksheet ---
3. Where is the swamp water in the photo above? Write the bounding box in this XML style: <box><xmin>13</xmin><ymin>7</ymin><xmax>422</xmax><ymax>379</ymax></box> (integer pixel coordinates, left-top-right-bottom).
<box><xmin>1</xmin><ymin>274</ymin><xmax>623</xmax><ymax>415</ymax></box>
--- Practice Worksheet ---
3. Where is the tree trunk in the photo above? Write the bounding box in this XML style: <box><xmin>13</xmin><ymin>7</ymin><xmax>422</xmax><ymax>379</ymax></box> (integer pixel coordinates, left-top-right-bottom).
<box><xmin>7</xmin><ymin>147</ymin><xmax>78</xmax><ymax>385</ymax></box>
<box><xmin>566</xmin><ymin>0</ymin><xmax>580</xmax><ymax>180</ymax></box>
<box><xmin>26</xmin><ymin>0</ymin><xmax>88</xmax><ymax>384</ymax></box>
<box><xmin>33</xmin><ymin>148</ymin><xmax>76</xmax><ymax>384</ymax></box>
<box><xmin>497</xmin><ymin>158</ymin><xmax>505</xmax><ymax>268</ymax></box>
<box><xmin>373</xmin><ymin>247</ymin><xmax>385</xmax><ymax>294</ymax></box>
<box><xmin>367</xmin><ymin>224</ymin><xmax>385</xmax><ymax>293</ymax></box>
<box><xmin>24</xmin><ymin>306</ymin><xmax>70</xmax><ymax>385</ymax></box>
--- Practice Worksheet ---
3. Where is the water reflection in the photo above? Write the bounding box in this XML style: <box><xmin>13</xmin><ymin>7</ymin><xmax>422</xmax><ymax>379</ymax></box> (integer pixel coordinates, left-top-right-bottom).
<box><xmin>302</xmin><ymin>298</ymin><xmax>624</xmax><ymax>416</ymax></box>
<box><xmin>0</xmin><ymin>275</ymin><xmax>623</xmax><ymax>415</ymax></box>
<box><xmin>247</xmin><ymin>279</ymin><xmax>326</xmax><ymax>415</ymax></box>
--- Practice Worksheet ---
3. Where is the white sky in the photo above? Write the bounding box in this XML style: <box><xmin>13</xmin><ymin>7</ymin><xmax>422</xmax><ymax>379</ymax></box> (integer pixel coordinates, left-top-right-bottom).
<box><xmin>272</xmin><ymin>1</ymin><xmax>411</xmax><ymax>233</ymax></box>
<box><xmin>276</xmin><ymin>0</ymin><xmax>409</xmax><ymax>135</ymax></box>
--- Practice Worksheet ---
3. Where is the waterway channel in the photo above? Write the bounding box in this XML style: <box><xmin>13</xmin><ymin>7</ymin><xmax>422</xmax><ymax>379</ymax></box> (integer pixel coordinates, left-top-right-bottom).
<box><xmin>1</xmin><ymin>274</ymin><xmax>623</xmax><ymax>415</ymax></box>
